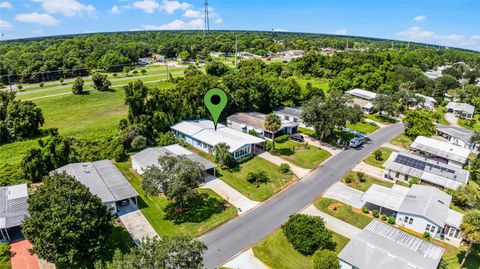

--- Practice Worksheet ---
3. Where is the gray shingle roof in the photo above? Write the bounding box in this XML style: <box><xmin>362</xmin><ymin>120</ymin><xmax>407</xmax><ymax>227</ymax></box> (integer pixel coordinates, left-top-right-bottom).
<box><xmin>55</xmin><ymin>160</ymin><xmax>138</xmax><ymax>203</ymax></box>
<box><xmin>131</xmin><ymin>144</ymin><xmax>215</xmax><ymax>172</ymax></box>
<box><xmin>227</xmin><ymin>112</ymin><xmax>298</xmax><ymax>132</ymax></box>
<box><xmin>0</xmin><ymin>184</ymin><xmax>29</xmax><ymax>229</ymax></box>
<box><xmin>338</xmin><ymin>220</ymin><xmax>444</xmax><ymax>269</ymax></box>
<box><xmin>436</xmin><ymin>124</ymin><xmax>475</xmax><ymax>145</ymax></box>
<box><xmin>398</xmin><ymin>185</ymin><xmax>451</xmax><ymax>227</ymax></box>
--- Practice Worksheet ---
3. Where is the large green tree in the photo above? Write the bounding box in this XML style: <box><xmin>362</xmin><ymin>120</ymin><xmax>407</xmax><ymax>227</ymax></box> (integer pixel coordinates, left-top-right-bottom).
<box><xmin>22</xmin><ymin>173</ymin><xmax>113</xmax><ymax>268</ymax></box>
<box><xmin>205</xmin><ymin>61</ymin><xmax>229</xmax><ymax>77</ymax></box>
<box><xmin>403</xmin><ymin>108</ymin><xmax>436</xmax><ymax>138</ymax></box>
<box><xmin>460</xmin><ymin>210</ymin><xmax>480</xmax><ymax>267</ymax></box>
<box><xmin>92</xmin><ymin>73</ymin><xmax>112</xmax><ymax>91</ymax></box>
<box><xmin>72</xmin><ymin>77</ymin><xmax>84</xmax><ymax>94</ymax></box>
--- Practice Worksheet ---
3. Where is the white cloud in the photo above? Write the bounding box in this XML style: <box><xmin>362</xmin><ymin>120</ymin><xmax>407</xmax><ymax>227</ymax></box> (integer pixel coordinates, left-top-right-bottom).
<box><xmin>471</xmin><ymin>35</ymin><xmax>480</xmax><ymax>41</ymax></box>
<box><xmin>15</xmin><ymin>12</ymin><xmax>59</xmax><ymax>26</ymax></box>
<box><xmin>272</xmin><ymin>28</ymin><xmax>287</xmax><ymax>32</ymax></box>
<box><xmin>0</xmin><ymin>1</ymin><xmax>12</xmax><ymax>9</ymax></box>
<box><xmin>214</xmin><ymin>18</ymin><xmax>223</xmax><ymax>24</ymax></box>
<box><xmin>33</xmin><ymin>0</ymin><xmax>95</xmax><ymax>17</ymax></box>
<box><xmin>160</xmin><ymin>0</ymin><xmax>192</xmax><ymax>14</ymax></box>
<box><xmin>413</xmin><ymin>15</ymin><xmax>427</xmax><ymax>22</ymax></box>
<box><xmin>111</xmin><ymin>5</ymin><xmax>120</xmax><ymax>14</ymax></box>
<box><xmin>396</xmin><ymin>26</ymin><xmax>480</xmax><ymax>51</ymax></box>
<box><xmin>396</xmin><ymin>26</ymin><xmax>434</xmax><ymax>40</ymax></box>
<box><xmin>140</xmin><ymin>18</ymin><xmax>203</xmax><ymax>30</ymax></box>
<box><xmin>133</xmin><ymin>0</ymin><xmax>159</xmax><ymax>13</ymax></box>
<box><xmin>183</xmin><ymin>9</ymin><xmax>201</xmax><ymax>18</ymax></box>
<box><xmin>33</xmin><ymin>29</ymin><xmax>44</xmax><ymax>34</ymax></box>
<box><xmin>0</xmin><ymin>19</ymin><xmax>13</xmax><ymax>30</ymax></box>
<box><xmin>333</xmin><ymin>29</ymin><xmax>347</xmax><ymax>35</ymax></box>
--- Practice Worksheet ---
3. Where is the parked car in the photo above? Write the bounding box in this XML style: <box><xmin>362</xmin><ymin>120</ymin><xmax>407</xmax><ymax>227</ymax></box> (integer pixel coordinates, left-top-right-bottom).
<box><xmin>349</xmin><ymin>137</ymin><xmax>365</xmax><ymax>148</ymax></box>
<box><xmin>289</xmin><ymin>133</ymin><xmax>304</xmax><ymax>142</ymax></box>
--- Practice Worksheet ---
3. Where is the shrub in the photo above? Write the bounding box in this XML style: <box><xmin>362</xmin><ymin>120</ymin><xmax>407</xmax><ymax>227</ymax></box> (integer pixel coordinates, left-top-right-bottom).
<box><xmin>423</xmin><ymin>231</ymin><xmax>431</xmax><ymax>240</ymax></box>
<box><xmin>388</xmin><ymin>216</ymin><xmax>395</xmax><ymax>224</ymax></box>
<box><xmin>39</xmin><ymin>82</ymin><xmax>44</xmax><ymax>88</ymax></box>
<box><xmin>381</xmin><ymin>214</ymin><xmax>387</xmax><ymax>221</ymax></box>
<box><xmin>113</xmin><ymin>144</ymin><xmax>127</xmax><ymax>162</ymax></box>
<box><xmin>248</xmin><ymin>129</ymin><xmax>258</xmax><ymax>136</ymax></box>
<box><xmin>281</xmin><ymin>214</ymin><xmax>336</xmax><ymax>256</ymax></box>
<box><xmin>280</xmin><ymin>163</ymin><xmax>291</xmax><ymax>174</ymax></box>
<box><xmin>156</xmin><ymin>132</ymin><xmax>177</xmax><ymax>147</ymax></box>
<box><xmin>72</xmin><ymin>77</ymin><xmax>84</xmax><ymax>94</ymax></box>
<box><xmin>131</xmin><ymin>135</ymin><xmax>147</xmax><ymax>150</ymax></box>
<box><xmin>345</xmin><ymin>176</ymin><xmax>353</xmax><ymax>184</ymax></box>
<box><xmin>374</xmin><ymin>149</ymin><xmax>383</xmax><ymax>161</ymax></box>
<box><xmin>312</xmin><ymin>249</ymin><xmax>339</xmax><ymax>269</ymax></box>
<box><xmin>274</xmin><ymin>134</ymin><xmax>289</xmax><ymax>143</ymax></box>
<box><xmin>356</xmin><ymin>171</ymin><xmax>366</xmax><ymax>183</ymax></box>
<box><xmin>246</xmin><ymin>170</ymin><xmax>269</xmax><ymax>185</ymax></box>
<box><xmin>0</xmin><ymin>242</ymin><xmax>10</xmax><ymax>262</ymax></box>
<box><xmin>409</xmin><ymin>177</ymin><xmax>420</xmax><ymax>186</ymax></box>
<box><xmin>361</xmin><ymin>206</ymin><xmax>369</xmax><ymax>213</ymax></box>
<box><xmin>17</xmin><ymin>84</ymin><xmax>23</xmax><ymax>91</ymax></box>
<box><xmin>372</xmin><ymin>210</ymin><xmax>379</xmax><ymax>218</ymax></box>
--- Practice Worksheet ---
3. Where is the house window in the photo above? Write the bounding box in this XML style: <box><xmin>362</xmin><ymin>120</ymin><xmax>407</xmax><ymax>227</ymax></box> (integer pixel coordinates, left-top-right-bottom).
<box><xmin>430</xmin><ymin>226</ymin><xmax>435</xmax><ymax>233</ymax></box>
<box><xmin>293</xmin><ymin>118</ymin><xmax>298</xmax><ymax>123</ymax></box>
<box><xmin>426</xmin><ymin>224</ymin><xmax>431</xmax><ymax>230</ymax></box>
<box><xmin>455</xmin><ymin>229</ymin><xmax>460</xmax><ymax>238</ymax></box>
<box><xmin>404</xmin><ymin>175</ymin><xmax>409</xmax><ymax>181</ymax></box>
<box><xmin>404</xmin><ymin>216</ymin><xmax>409</xmax><ymax>223</ymax></box>
<box><xmin>285</xmin><ymin>116</ymin><xmax>290</xmax><ymax>120</ymax></box>
<box><xmin>395</xmin><ymin>172</ymin><xmax>400</xmax><ymax>178</ymax></box>
<box><xmin>449</xmin><ymin>229</ymin><xmax>455</xmax><ymax>237</ymax></box>
<box><xmin>409</xmin><ymin>218</ymin><xmax>413</xmax><ymax>224</ymax></box>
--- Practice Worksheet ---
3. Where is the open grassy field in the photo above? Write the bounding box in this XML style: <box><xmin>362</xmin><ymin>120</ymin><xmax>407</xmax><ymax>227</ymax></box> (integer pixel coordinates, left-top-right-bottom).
<box><xmin>314</xmin><ymin>198</ymin><xmax>372</xmax><ymax>229</ymax></box>
<box><xmin>253</xmin><ymin>228</ymin><xmax>349</xmax><ymax>269</ymax></box>
<box><xmin>272</xmin><ymin>140</ymin><xmax>331</xmax><ymax>169</ymax></box>
<box><xmin>340</xmin><ymin>171</ymin><xmax>393</xmax><ymax>191</ymax></box>
<box><xmin>116</xmin><ymin>161</ymin><xmax>237</xmax><ymax>237</ymax></box>
<box><xmin>363</xmin><ymin>147</ymin><xmax>394</xmax><ymax>168</ymax></box>
<box><xmin>346</xmin><ymin>120</ymin><xmax>380</xmax><ymax>134</ymax></box>
<box><xmin>295</xmin><ymin>77</ymin><xmax>330</xmax><ymax>93</ymax></box>
<box><xmin>390</xmin><ymin>133</ymin><xmax>413</xmax><ymax>149</ymax></box>
<box><xmin>217</xmin><ymin>156</ymin><xmax>297</xmax><ymax>202</ymax></box>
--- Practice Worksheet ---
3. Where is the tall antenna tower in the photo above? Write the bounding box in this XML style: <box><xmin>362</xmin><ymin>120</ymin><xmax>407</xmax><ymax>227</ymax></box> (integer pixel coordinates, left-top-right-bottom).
<box><xmin>204</xmin><ymin>0</ymin><xmax>210</xmax><ymax>34</ymax></box>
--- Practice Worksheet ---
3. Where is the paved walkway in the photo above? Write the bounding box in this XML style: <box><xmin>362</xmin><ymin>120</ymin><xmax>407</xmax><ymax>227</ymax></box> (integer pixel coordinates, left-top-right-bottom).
<box><xmin>301</xmin><ymin>204</ymin><xmax>361</xmax><ymax>239</ymax></box>
<box><xmin>302</xmin><ymin>135</ymin><xmax>342</xmax><ymax>156</ymax></box>
<box><xmin>364</xmin><ymin>118</ymin><xmax>387</xmax><ymax>128</ymax></box>
<box><xmin>200</xmin><ymin>175</ymin><xmax>260</xmax><ymax>215</ymax></box>
<box><xmin>382</xmin><ymin>142</ymin><xmax>408</xmax><ymax>152</ymax></box>
<box><xmin>10</xmin><ymin>240</ymin><xmax>39</xmax><ymax>269</ymax></box>
<box><xmin>257</xmin><ymin>151</ymin><xmax>310</xmax><ymax>178</ymax></box>
<box><xmin>118</xmin><ymin>201</ymin><xmax>158</xmax><ymax>246</ymax></box>
<box><xmin>222</xmin><ymin>249</ymin><xmax>268</xmax><ymax>269</ymax></box>
<box><xmin>445</xmin><ymin>113</ymin><xmax>459</xmax><ymax>126</ymax></box>
<box><xmin>323</xmin><ymin>182</ymin><xmax>364</xmax><ymax>208</ymax></box>
<box><xmin>353</xmin><ymin>162</ymin><xmax>385</xmax><ymax>180</ymax></box>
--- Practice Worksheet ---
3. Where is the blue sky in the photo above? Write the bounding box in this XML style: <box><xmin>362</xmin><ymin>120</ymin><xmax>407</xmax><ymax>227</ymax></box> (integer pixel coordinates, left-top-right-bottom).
<box><xmin>1</xmin><ymin>0</ymin><xmax>479</xmax><ymax>51</ymax></box>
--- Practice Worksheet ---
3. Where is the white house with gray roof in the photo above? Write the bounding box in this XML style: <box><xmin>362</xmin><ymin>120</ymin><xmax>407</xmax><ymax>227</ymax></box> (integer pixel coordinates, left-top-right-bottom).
<box><xmin>436</xmin><ymin>124</ymin><xmax>478</xmax><ymax>150</ymax></box>
<box><xmin>227</xmin><ymin>112</ymin><xmax>298</xmax><ymax>139</ymax></box>
<box><xmin>410</xmin><ymin>136</ymin><xmax>471</xmax><ymax>168</ymax></box>
<box><xmin>414</xmin><ymin>94</ymin><xmax>437</xmax><ymax>110</ymax></box>
<box><xmin>131</xmin><ymin>144</ymin><xmax>216</xmax><ymax>175</ymax></box>
<box><xmin>346</xmin><ymin>88</ymin><xmax>377</xmax><ymax>114</ymax></box>
<box><xmin>171</xmin><ymin>119</ymin><xmax>265</xmax><ymax>160</ymax></box>
<box><xmin>55</xmin><ymin>160</ymin><xmax>139</xmax><ymax>214</ymax></box>
<box><xmin>0</xmin><ymin>184</ymin><xmax>28</xmax><ymax>241</ymax></box>
<box><xmin>338</xmin><ymin>220</ymin><xmax>444</xmax><ymax>269</ymax></box>
<box><xmin>383</xmin><ymin>151</ymin><xmax>469</xmax><ymax>190</ymax></box>
<box><xmin>446</xmin><ymin>102</ymin><xmax>475</xmax><ymax>119</ymax></box>
<box><xmin>273</xmin><ymin>106</ymin><xmax>311</xmax><ymax>129</ymax></box>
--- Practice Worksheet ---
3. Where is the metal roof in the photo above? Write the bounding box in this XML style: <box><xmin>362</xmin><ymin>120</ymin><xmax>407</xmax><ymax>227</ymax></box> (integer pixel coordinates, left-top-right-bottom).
<box><xmin>273</xmin><ymin>106</ymin><xmax>303</xmax><ymax>118</ymax></box>
<box><xmin>346</xmin><ymin>88</ymin><xmax>377</xmax><ymax>101</ymax></box>
<box><xmin>338</xmin><ymin>220</ymin><xmax>444</xmax><ymax>269</ymax></box>
<box><xmin>227</xmin><ymin>112</ymin><xmax>298</xmax><ymax>132</ymax></box>
<box><xmin>55</xmin><ymin>160</ymin><xmax>138</xmax><ymax>203</ymax></box>
<box><xmin>131</xmin><ymin>144</ymin><xmax>215</xmax><ymax>171</ymax></box>
<box><xmin>360</xmin><ymin>184</ymin><xmax>410</xmax><ymax>211</ymax></box>
<box><xmin>446</xmin><ymin>102</ymin><xmax>475</xmax><ymax>115</ymax></box>
<box><xmin>436</xmin><ymin>124</ymin><xmax>474</xmax><ymax>145</ymax></box>
<box><xmin>410</xmin><ymin>136</ymin><xmax>470</xmax><ymax>164</ymax></box>
<box><xmin>0</xmin><ymin>184</ymin><xmax>29</xmax><ymax>229</ymax></box>
<box><xmin>171</xmin><ymin>119</ymin><xmax>265</xmax><ymax>153</ymax></box>
<box><xmin>398</xmin><ymin>185</ymin><xmax>451</xmax><ymax>227</ymax></box>
<box><xmin>384</xmin><ymin>152</ymin><xmax>469</xmax><ymax>190</ymax></box>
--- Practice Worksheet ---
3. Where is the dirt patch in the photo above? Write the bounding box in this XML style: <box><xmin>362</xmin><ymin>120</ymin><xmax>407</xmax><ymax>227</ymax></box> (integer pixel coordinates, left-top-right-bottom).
<box><xmin>328</xmin><ymin>202</ymin><xmax>343</xmax><ymax>211</ymax></box>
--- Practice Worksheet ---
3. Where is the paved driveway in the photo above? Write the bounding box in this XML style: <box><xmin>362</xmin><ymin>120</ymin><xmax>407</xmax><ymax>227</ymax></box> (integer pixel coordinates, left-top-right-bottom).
<box><xmin>118</xmin><ymin>201</ymin><xmax>158</xmax><ymax>245</ymax></box>
<box><xmin>302</xmin><ymin>135</ymin><xmax>342</xmax><ymax>156</ymax></box>
<box><xmin>353</xmin><ymin>162</ymin><xmax>385</xmax><ymax>180</ymax></box>
<box><xmin>222</xmin><ymin>249</ymin><xmax>268</xmax><ymax>269</ymax></box>
<box><xmin>200</xmin><ymin>176</ymin><xmax>260</xmax><ymax>215</ymax></box>
<box><xmin>323</xmin><ymin>182</ymin><xmax>364</xmax><ymax>209</ymax></box>
<box><xmin>445</xmin><ymin>113</ymin><xmax>459</xmax><ymax>126</ymax></box>
<box><xmin>301</xmin><ymin>204</ymin><xmax>361</xmax><ymax>239</ymax></box>
<box><xmin>257</xmin><ymin>151</ymin><xmax>310</xmax><ymax>178</ymax></box>
<box><xmin>10</xmin><ymin>240</ymin><xmax>39</xmax><ymax>269</ymax></box>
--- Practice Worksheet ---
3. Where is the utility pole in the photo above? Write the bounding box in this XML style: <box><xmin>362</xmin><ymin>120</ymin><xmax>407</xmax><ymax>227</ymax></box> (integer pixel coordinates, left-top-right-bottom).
<box><xmin>235</xmin><ymin>34</ymin><xmax>238</xmax><ymax>67</ymax></box>
<box><xmin>165</xmin><ymin>58</ymin><xmax>169</xmax><ymax>81</ymax></box>
<box><xmin>204</xmin><ymin>0</ymin><xmax>210</xmax><ymax>34</ymax></box>
<box><xmin>7</xmin><ymin>70</ymin><xmax>12</xmax><ymax>91</ymax></box>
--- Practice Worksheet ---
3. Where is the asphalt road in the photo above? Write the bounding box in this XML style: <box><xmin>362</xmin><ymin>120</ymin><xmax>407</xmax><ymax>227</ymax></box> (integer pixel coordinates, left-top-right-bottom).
<box><xmin>199</xmin><ymin>122</ymin><xmax>404</xmax><ymax>268</ymax></box>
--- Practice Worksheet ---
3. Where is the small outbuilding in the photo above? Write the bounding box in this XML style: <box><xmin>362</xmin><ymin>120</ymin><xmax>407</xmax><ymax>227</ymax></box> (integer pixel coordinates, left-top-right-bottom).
<box><xmin>0</xmin><ymin>184</ymin><xmax>29</xmax><ymax>241</ymax></box>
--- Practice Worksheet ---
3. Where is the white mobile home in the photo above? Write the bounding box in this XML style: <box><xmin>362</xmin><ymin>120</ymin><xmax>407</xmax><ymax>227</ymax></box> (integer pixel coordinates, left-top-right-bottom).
<box><xmin>446</xmin><ymin>102</ymin><xmax>475</xmax><ymax>119</ymax></box>
<box><xmin>0</xmin><ymin>184</ymin><xmax>29</xmax><ymax>241</ymax></box>
<box><xmin>436</xmin><ymin>124</ymin><xmax>478</xmax><ymax>150</ymax></box>
<box><xmin>410</xmin><ymin>136</ymin><xmax>471</xmax><ymax>168</ymax></box>
<box><xmin>227</xmin><ymin>112</ymin><xmax>298</xmax><ymax>139</ymax></box>
<box><xmin>346</xmin><ymin>88</ymin><xmax>377</xmax><ymax>114</ymax></box>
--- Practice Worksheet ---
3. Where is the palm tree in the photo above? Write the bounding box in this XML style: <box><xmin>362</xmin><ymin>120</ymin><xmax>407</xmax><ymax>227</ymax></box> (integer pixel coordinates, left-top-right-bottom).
<box><xmin>264</xmin><ymin>113</ymin><xmax>281</xmax><ymax>150</ymax></box>
<box><xmin>460</xmin><ymin>209</ymin><xmax>480</xmax><ymax>267</ymax></box>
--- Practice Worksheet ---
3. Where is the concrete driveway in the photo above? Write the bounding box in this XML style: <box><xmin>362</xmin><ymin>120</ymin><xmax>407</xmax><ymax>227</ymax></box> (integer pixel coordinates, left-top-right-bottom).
<box><xmin>323</xmin><ymin>182</ymin><xmax>364</xmax><ymax>209</ymax></box>
<box><xmin>222</xmin><ymin>249</ymin><xmax>268</xmax><ymax>269</ymax></box>
<box><xmin>118</xmin><ymin>200</ymin><xmax>158</xmax><ymax>245</ymax></box>
<box><xmin>257</xmin><ymin>151</ymin><xmax>310</xmax><ymax>178</ymax></box>
<box><xmin>353</xmin><ymin>162</ymin><xmax>385</xmax><ymax>180</ymax></box>
<box><xmin>200</xmin><ymin>175</ymin><xmax>259</xmax><ymax>215</ymax></box>
<box><xmin>445</xmin><ymin>113</ymin><xmax>459</xmax><ymax>126</ymax></box>
<box><xmin>10</xmin><ymin>240</ymin><xmax>39</xmax><ymax>269</ymax></box>
<box><xmin>301</xmin><ymin>204</ymin><xmax>361</xmax><ymax>239</ymax></box>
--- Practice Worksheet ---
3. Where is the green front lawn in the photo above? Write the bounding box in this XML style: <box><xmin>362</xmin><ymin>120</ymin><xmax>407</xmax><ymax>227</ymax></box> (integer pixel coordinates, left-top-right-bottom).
<box><xmin>459</xmin><ymin>115</ymin><xmax>480</xmax><ymax>131</ymax></box>
<box><xmin>271</xmin><ymin>140</ymin><xmax>331</xmax><ymax>169</ymax></box>
<box><xmin>217</xmin><ymin>157</ymin><xmax>297</xmax><ymax>202</ymax></box>
<box><xmin>363</xmin><ymin>147</ymin><xmax>394</xmax><ymax>168</ymax></box>
<box><xmin>116</xmin><ymin>161</ymin><xmax>237</xmax><ymax>237</ymax></box>
<box><xmin>340</xmin><ymin>171</ymin><xmax>393</xmax><ymax>192</ymax></box>
<box><xmin>253</xmin><ymin>229</ymin><xmax>349</xmax><ymax>269</ymax></box>
<box><xmin>364</xmin><ymin>113</ymin><xmax>397</xmax><ymax>124</ymax></box>
<box><xmin>346</xmin><ymin>120</ymin><xmax>380</xmax><ymax>134</ymax></box>
<box><xmin>390</xmin><ymin>133</ymin><xmax>413</xmax><ymax>149</ymax></box>
<box><xmin>435</xmin><ymin>107</ymin><xmax>450</xmax><ymax>125</ymax></box>
<box><xmin>314</xmin><ymin>198</ymin><xmax>372</xmax><ymax>229</ymax></box>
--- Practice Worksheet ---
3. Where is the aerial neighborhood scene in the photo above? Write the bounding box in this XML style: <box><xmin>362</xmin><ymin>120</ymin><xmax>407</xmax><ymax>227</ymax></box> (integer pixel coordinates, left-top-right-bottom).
<box><xmin>1</xmin><ymin>0</ymin><xmax>480</xmax><ymax>268</ymax></box>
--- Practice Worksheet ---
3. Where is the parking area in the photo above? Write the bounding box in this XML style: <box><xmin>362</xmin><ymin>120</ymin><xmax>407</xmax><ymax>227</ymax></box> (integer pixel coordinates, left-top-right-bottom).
<box><xmin>117</xmin><ymin>200</ymin><xmax>158</xmax><ymax>245</ymax></box>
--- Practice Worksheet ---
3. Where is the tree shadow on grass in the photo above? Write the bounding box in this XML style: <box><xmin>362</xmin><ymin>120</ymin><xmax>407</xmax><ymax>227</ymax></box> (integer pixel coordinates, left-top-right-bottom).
<box><xmin>163</xmin><ymin>193</ymin><xmax>226</xmax><ymax>224</ymax></box>
<box><xmin>271</xmin><ymin>147</ymin><xmax>294</xmax><ymax>156</ymax></box>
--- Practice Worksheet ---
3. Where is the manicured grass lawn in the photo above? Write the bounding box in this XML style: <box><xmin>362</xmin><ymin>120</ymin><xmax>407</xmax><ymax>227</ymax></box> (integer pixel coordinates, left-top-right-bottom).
<box><xmin>116</xmin><ymin>161</ymin><xmax>237</xmax><ymax>237</ymax></box>
<box><xmin>253</xmin><ymin>229</ymin><xmax>349</xmax><ymax>269</ymax></box>
<box><xmin>390</xmin><ymin>133</ymin><xmax>413</xmax><ymax>149</ymax></box>
<box><xmin>217</xmin><ymin>157</ymin><xmax>297</xmax><ymax>202</ymax></box>
<box><xmin>363</xmin><ymin>147</ymin><xmax>393</xmax><ymax>168</ymax></box>
<box><xmin>272</xmin><ymin>140</ymin><xmax>331</xmax><ymax>169</ymax></box>
<box><xmin>364</xmin><ymin>113</ymin><xmax>397</xmax><ymax>124</ymax></box>
<box><xmin>298</xmin><ymin>127</ymin><xmax>315</xmax><ymax>136</ymax></box>
<box><xmin>340</xmin><ymin>171</ymin><xmax>393</xmax><ymax>192</ymax></box>
<box><xmin>346</xmin><ymin>120</ymin><xmax>380</xmax><ymax>134</ymax></box>
<box><xmin>294</xmin><ymin>77</ymin><xmax>330</xmax><ymax>93</ymax></box>
<box><xmin>314</xmin><ymin>198</ymin><xmax>372</xmax><ymax>229</ymax></box>
<box><xmin>459</xmin><ymin>115</ymin><xmax>480</xmax><ymax>131</ymax></box>
<box><xmin>436</xmin><ymin>106</ymin><xmax>450</xmax><ymax>125</ymax></box>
